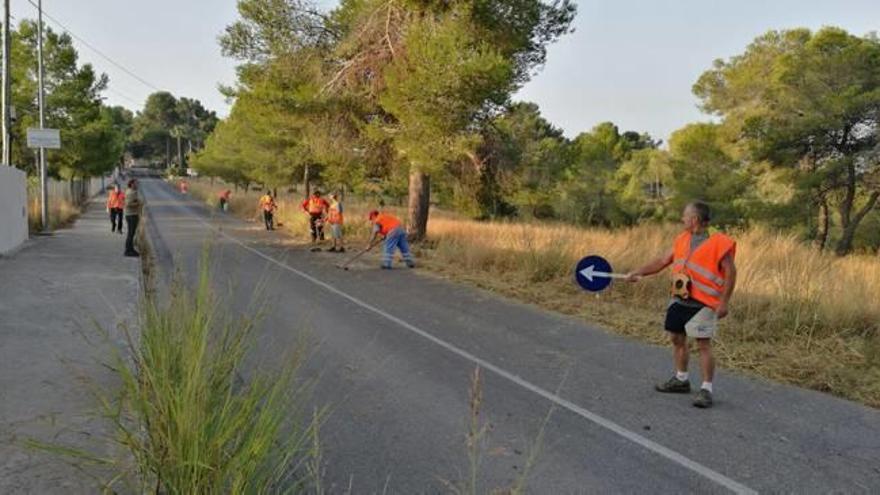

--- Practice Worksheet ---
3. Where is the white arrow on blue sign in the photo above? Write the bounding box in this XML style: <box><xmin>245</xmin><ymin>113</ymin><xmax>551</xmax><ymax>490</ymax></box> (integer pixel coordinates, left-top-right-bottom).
<box><xmin>574</xmin><ymin>255</ymin><xmax>627</xmax><ymax>292</ymax></box>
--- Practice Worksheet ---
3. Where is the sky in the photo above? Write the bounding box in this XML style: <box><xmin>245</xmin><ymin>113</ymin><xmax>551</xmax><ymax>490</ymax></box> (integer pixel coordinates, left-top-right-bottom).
<box><xmin>10</xmin><ymin>0</ymin><xmax>880</xmax><ymax>143</ymax></box>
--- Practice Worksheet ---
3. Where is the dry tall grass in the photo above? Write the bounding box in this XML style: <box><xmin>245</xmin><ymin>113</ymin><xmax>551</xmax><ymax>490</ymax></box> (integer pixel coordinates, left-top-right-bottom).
<box><xmin>27</xmin><ymin>195</ymin><xmax>79</xmax><ymax>231</ymax></box>
<box><xmin>185</xmin><ymin>178</ymin><xmax>880</xmax><ymax>407</ymax></box>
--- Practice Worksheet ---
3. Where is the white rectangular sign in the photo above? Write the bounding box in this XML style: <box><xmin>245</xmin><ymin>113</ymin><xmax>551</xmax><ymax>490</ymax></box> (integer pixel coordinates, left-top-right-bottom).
<box><xmin>26</xmin><ymin>128</ymin><xmax>61</xmax><ymax>149</ymax></box>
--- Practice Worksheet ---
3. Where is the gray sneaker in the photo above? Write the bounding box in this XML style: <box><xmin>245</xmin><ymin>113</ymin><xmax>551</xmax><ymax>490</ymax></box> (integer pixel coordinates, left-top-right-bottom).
<box><xmin>693</xmin><ymin>389</ymin><xmax>713</xmax><ymax>408</ymax></box>
<box><xmin>655</xmin><ymin>376</ymin><xmax>691</xmax><ymax>393</ymax></box>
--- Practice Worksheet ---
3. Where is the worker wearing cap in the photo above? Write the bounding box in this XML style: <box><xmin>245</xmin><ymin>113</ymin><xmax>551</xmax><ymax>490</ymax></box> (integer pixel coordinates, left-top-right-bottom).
<box><xmin>367</xmin><ymin>210</ymin><xmax>415</xmax><ymax>269</ymax></box>
<box><xmin>301</xmin><ymin>190</ymin><xmax>330</xmax><ymax>243</ymax></box>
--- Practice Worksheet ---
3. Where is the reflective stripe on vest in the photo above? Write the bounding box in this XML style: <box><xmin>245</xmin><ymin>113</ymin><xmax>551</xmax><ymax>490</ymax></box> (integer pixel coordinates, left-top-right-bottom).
<box><xmin>308</xmin><ymin>197</ymin><xmax>325</xmax><ymax>214</ymax></box>
<box><xmin>671</xmin><ymin>231</ymin><xmax>736</xmax><ymax>309</ymax></box>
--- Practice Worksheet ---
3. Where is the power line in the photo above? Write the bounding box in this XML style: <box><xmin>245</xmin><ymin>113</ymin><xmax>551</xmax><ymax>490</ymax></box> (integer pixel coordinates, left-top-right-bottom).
<box><xmin>13</xmin><ymin>7</ymin><xmax>144</xmax><ymax>108</ymax></box>
<box><xmin>105</xmin><ymin>86</ymin><xmax>141</xmax><ymax>106</ymax></box>
<box><xmin>25</xmin><ymin>0</ymin><xmax>164</xmax><ymax>93</ymax></box>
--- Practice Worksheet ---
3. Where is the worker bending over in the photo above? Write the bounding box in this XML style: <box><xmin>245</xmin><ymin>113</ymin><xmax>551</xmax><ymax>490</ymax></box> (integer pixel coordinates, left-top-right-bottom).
<box><xmin>367</xmin><ymin>210</ymin><xmax>415</xmax><ymax>269</ymax></box>
<box><xmin>218</xmin><ymin>190</ymin><xmax>231</xmax><ymax>211</ymax></box>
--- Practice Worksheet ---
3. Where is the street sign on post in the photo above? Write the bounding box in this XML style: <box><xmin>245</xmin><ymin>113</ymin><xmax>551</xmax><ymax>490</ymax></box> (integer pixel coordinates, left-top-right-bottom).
<box><xmin>26</xmin><ymin>128</ymin><xmax>61</xmax><ymax>149</ymax></box>
<box><xmin>574</xmin><ymin>255</ymin><xmax>628</xmax><ymax>292</ymax></box>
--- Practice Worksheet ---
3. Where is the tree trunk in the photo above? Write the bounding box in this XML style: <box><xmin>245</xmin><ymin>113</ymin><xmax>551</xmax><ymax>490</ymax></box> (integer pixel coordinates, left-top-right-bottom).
<box><xmin>165</xmin><ymin>136</ymin><xmax>171</xmax><ymax>168</ymax></box>
<box><xmin>835</xmin><ymin>191</ymin><xmax>880</xmax><ymax>256</ymax></box>
<box><xmin>407</xmin><ymin>169</ymin><xmax>430</xmax><ymax>241</ymax></box>
<box><xmin>813</xmin><ymin>198</ymin><xmax>829</xmax><ymax>251</ymax></box>
<box><xmin>304</xmin><ymin>164</ymin><xmax>310</xmax><ymax>198</ymax></box>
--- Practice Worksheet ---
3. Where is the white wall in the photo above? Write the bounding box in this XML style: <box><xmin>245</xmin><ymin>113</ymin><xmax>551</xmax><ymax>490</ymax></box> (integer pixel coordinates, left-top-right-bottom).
<box><xmin>0</xmin><ymin>167</ymin><xmax>28</xmax><ymax>255</ymax></box>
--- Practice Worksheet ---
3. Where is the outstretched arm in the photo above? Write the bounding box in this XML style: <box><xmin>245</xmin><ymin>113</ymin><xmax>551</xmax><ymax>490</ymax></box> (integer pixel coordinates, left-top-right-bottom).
<box><xmin>626</xmin><ymin>250</ymin><xmax>674</xmax><ymax>281</ymax></box>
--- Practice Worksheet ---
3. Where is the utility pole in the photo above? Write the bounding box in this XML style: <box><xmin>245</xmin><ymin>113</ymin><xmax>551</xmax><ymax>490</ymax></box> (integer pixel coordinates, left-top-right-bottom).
<box><xmin>2</xmin><ymin>0</ymin><xmax>11</xmax><ymax>166</ymax></box>
<box><xmin>37</xmin><ymin>0</ymin><xmax>48</xmax><ymax>230</ymax></box>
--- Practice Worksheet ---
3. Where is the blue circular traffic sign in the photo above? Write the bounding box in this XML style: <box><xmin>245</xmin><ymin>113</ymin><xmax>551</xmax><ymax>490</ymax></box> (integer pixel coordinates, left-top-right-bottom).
<box><xmin>575</xmin><ymin>255</ymin><xmax>614</xmax><ymax>292</ymax></box>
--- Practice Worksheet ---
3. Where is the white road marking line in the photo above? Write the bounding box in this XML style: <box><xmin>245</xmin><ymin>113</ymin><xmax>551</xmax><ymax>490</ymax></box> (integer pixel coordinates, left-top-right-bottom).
<box><xmin>189</xmin><ymin>211</ymin><xmax>756</xmax><ymax>494</ymax></box>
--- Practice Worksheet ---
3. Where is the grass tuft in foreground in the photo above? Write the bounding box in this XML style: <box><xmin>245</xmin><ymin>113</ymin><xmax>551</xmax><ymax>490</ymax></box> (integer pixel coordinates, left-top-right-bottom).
<box><xmin>110</xmin><ymin>254</ymin><xmax>323</xmax><ymax>493</ymax></box>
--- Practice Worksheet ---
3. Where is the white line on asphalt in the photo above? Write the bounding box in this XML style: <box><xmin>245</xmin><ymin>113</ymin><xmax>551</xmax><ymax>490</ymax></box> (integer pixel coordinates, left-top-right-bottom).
<box><xmin>195</xmin><ymin>215</ymin><xmax>757</xmax><ymax>495</ymax></box>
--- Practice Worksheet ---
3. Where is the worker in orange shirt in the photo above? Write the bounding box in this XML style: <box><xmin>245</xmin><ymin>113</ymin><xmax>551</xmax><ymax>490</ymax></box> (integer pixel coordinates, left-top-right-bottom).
<box><xmin>219</xmin><ymin>189</ymin><xmax>231</xmax><ymax>211</ymax></box>
<box><xmin>326</xmin><ymin>192</ymin><xmax>345</xmax><ymax>252</ymax></box>
<box><xmin>366</xmin><ymin>210</ymin><xmax>415</xmax><ymax>269</ymax></box>
<box><xmin>106</xmin><ymin>183</ymin><xmax>125</xmax><ymax>234</ymax></box>
<box><xmin>301</xmin><ymin>190</ymin><xmax>330</xmax><ymax>243</ymax></box>
<box><xmin>259</xmin><ymin>190</ymin><xmax>277</xmax><ymax>231</ymax></box>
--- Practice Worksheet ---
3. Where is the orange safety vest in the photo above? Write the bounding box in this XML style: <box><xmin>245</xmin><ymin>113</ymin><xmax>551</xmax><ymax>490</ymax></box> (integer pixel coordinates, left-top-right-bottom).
<box><xmin>307</xmin><ymin>197</ymin><xmax>326</xmax><ymax>215</ymax></box>
<box><xmin>107</xmin><ymin>190</ymin><xmax>125</xmax><ymax>209</ymax></box>
<box><xmin>259</xmin><ymin>195</ymin><xmax>275</xmax><ymax>212</ymax></box>
<box><xmin>373</xmin><ymin>213</ymin><xmax>401</xmax><ymax>236</ymax></box>
<box><xmin>327</xmin><ymin>202</ymin><xmax>343</xmax><ymax>224</ymax></box>
<box><xmin>671</xmin><ymin>231</ymin><xmax>736</xmax><ymax>310</ymax></box>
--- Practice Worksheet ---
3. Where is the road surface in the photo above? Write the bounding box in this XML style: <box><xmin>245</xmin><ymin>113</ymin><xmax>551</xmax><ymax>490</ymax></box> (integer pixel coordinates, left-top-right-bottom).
<box><xmin>139</xmin><ymin>177</ymin><xmax>880</xmax><ymax>494</ymax></box>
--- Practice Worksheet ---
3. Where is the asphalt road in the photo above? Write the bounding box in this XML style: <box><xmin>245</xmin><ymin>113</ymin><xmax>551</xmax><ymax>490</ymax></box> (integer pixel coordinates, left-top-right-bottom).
<box><xmin>139</xmin><ymin>177</ymin><xmax>880</xmax><ymax>494</ymax></box>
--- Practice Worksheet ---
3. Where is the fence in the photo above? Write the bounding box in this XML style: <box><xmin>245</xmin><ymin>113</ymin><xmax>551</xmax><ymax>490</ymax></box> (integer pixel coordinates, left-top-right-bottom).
<box><xmin>26</xmin><ymin>175</ymin><xmax>109</xmax><ymax>231</ymax></box>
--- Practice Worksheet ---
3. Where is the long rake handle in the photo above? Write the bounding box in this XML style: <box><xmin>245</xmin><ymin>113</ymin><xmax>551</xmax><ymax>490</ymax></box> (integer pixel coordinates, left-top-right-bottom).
<box><xmin>341</xmin><ymin>249</ymin><xmax>369</xmax><ymax>268</ymax></box>
<box><xmin>340</xmin><ymin>240</ymin><xmax>381</xmax><ymax>268</ymax></box>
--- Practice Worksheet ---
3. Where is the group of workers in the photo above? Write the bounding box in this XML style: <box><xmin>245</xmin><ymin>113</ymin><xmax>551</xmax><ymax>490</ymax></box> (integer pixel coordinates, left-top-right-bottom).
<box><xmin>114</xmin><ymin>178</ymin><xmax>732</xmax><ymax>408</ymax></box>
<box><xmin>249</xmin><ymin>188</ymin><xmax>414</xmax><ymax>268</ymax></box>
<box><xmin>254</xmin><ymin>192</ymin><xmax>731</xmax><ymax>407</ymax></box>
<box><xmin>105</xmin><ymin>178</ymin><xmax>145</xmax><ymax>257</ymax></box>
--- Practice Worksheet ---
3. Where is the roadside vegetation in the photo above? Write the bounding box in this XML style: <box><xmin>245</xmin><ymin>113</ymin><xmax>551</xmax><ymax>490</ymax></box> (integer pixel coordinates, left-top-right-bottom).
<box><xmin>185</xmin><ymin>178</ymin><xmax>880</xmax><ymax>408</ymax></box>
<box><xmin>26</xmin><ymin>190</ymin><xmax>77</xmax><ymax>231</ymax></box>
<box><xmin>33</xmin><ymin>250</ymin><xmax>325</xmax><ymax>493</ymax></box>
<box><xmin>25</xmin><ymin>177</ymin><xmax>106</xmax><ymax>231</ymax></box>
<box><xmin>108</xmin><ymin>256</ymin><xmax>324</xmax><ymax>493</ymax></box>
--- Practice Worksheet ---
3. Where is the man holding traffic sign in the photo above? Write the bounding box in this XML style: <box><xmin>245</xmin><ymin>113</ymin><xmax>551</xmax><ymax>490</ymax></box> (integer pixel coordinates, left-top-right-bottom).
<box><xmin>625</xmin><ymin>201</ymin><xmax>737</xmax><ymax>409</ymax></box>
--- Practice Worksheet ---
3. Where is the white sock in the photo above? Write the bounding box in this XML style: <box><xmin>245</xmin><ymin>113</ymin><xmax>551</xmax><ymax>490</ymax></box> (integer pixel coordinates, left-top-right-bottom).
<box><xmin>701</xmin><ymin>382</ymin><xmax>713</xmax><ymax>393</ymax></box>
<box><xmin>676</xmin><ymin>371</ymin><xmax>689</xmax><ymax>382</ymax></box>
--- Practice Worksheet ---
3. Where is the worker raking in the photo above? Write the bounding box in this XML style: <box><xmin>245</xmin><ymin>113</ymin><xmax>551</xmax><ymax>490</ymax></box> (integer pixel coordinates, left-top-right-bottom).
<box><xmin>366</xmin><ymin>210</ymin><xmax>415</xmax><ymax>270</ymax></box>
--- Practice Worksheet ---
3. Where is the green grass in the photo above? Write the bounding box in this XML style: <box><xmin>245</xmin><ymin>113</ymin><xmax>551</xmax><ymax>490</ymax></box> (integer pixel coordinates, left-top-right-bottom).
<box><xmin>110</xmin><ymin>253</ymin><xmax>324</xmax><ymax>493</ymax></box>
<box><xmin>30</xmin><ymin>249</ymin><xmax>325</xmax><ymax>493</ymax></box>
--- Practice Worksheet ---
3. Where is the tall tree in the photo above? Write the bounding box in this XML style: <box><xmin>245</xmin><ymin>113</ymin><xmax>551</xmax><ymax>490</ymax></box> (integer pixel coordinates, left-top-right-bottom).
<box><xmin>131</xmin><ymin>91</ymin><xmax>180</xmax><ymax>163</ymax></box>
<box><xmin>666</xmin><ymin>123</ymin><xmax>750</xmax><ymax>226</ymax></box>
<box><xmin>694</xmin><ymin>27</ymin><xmax>880</xmax><ymax>254</ymax></box>
<box><xmin>9</xmin><ymin>20</ymin><xmax>121</xmax><ymax>178</ymax></box>
<box><xmin>324</xmin><ymin>0</ymin><xmax>577</xmax><ymax>239</ymax></box>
